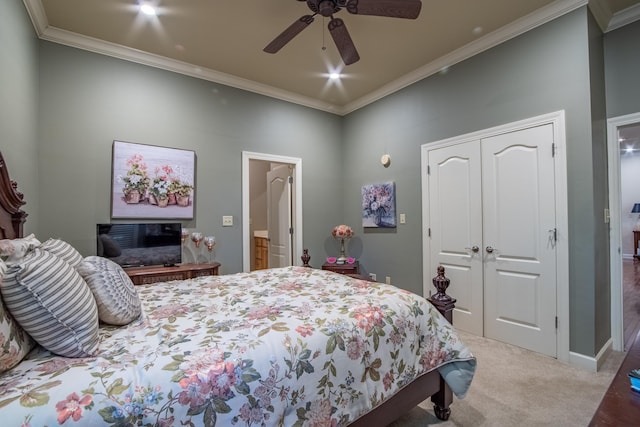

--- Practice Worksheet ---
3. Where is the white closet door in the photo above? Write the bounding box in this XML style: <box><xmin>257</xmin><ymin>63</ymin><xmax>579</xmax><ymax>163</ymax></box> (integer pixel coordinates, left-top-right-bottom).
<box><xmin>482</xmin><ymin>123</ymin><xmax>557</xmax><ymax>358</ymax></box>
<box><xmin>428</xmin><ymin>141</ymin><xmax>484</xmax><ymax>335</ymax></box>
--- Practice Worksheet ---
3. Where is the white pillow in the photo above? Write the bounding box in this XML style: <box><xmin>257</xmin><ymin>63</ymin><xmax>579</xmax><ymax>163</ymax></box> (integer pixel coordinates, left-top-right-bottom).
<box><xmin>0</xmin><ymin>234</ymin><xmax>41</xmax><ymax>264</ymax></box>
<box><xmin>78</xmin><ymin>256</ymin><xmax>141</xmax><ymax>325</ymax></box>
<box><xmin>39</xmin><ymin>238</ymin><xmax>83</xmax><ymax>268</ymax></box>
<box><xmin>0</xmin><ymin>259</ymin><xmax>35</xmax><ymax>373</ymax></box>
<box><xmin>0</xmin><ymin>249</ymin><xmax>99</xmax><ymax>357</ymax></box>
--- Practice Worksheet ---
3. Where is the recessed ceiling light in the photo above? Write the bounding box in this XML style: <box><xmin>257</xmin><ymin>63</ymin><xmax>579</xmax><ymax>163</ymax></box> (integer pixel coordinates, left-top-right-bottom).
<box><xmin>329</xmin><ymin>73</ymin><xmax>340</xmax><ymax>80</ymax></box>
<box><xmin>140</xmin><ymin>4</ymin><xmax>157</xmax><ymax>16</ymax></box>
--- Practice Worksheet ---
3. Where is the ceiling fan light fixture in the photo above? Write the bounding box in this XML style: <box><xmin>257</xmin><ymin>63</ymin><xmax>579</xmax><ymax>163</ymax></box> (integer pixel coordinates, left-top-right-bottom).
<box><xmin>140</xmin><ymin>4</ymin><xmax>157</xmax><ymax>16</ymax></box>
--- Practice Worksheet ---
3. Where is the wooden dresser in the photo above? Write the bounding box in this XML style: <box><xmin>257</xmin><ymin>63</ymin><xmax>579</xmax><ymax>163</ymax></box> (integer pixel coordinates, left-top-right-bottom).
<box><xmin>125</xmin><ymin>262</ymin><xmax>220</xmax><ymax>285</ymax></box>
<box><xmin>589</xmin><ymin>330</ymin><xmax>640</xmax><ymax>426</ymax></box>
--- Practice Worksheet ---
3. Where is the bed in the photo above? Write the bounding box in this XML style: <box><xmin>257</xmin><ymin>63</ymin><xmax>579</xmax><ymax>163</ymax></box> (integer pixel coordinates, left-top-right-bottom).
<box><xmin>0</xmin><ymin>151</ymin><xmax>475</xmax><ymax>426</ymax></box>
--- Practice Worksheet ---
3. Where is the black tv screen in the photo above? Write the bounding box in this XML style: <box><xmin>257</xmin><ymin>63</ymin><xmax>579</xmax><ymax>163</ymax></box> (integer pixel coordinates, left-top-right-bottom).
<box><xmin>97</xmin><ymin>223</ymin><xmax>182</xmax><ymax>268</ymax></box>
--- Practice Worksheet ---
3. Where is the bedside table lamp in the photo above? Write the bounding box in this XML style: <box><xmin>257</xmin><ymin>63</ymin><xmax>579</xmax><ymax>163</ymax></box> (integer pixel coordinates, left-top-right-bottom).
<box><xmin>332</xmin><ymin>224</ymin><xmax>354</xmax><ymax>263</ymax></box>
<box><xmin>633</xmin><ymin>203</ymin><xmax>640</xmax><ymax>231</ymax></box>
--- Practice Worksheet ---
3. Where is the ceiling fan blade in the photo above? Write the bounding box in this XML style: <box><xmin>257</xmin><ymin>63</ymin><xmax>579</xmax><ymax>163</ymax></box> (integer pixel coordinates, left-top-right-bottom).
<box><xmin>328</xmin><ymin>18</ymin><xmax>360</xmax><ymax>65</ymax></box>
<box><xmin>264</xmin><ymin>15</ymin><xmax>315</xmax><ymax>54</ymax></box>
<box><xmin>346</xmin><ymin>0</ymin><xmax>422</xmax><ymax>19</ymax></box>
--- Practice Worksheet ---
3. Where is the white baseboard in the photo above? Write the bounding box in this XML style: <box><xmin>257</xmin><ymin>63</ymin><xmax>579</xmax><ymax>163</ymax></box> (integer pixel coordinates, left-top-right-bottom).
<box><xmin>569</xmin><ymin>338</ymin><xmax>613</xmax><ymax>371</ymax></box>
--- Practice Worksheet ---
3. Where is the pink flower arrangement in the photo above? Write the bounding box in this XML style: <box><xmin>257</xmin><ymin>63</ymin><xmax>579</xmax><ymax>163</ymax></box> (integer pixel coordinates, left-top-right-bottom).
<box><xmin>331</xmin><ymin>224</ymin><xmax>354</xmax><ymax>239</ymax></box>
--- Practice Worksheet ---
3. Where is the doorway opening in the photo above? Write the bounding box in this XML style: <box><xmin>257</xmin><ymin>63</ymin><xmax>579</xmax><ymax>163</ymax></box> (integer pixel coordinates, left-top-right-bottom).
<box><xmin>607</xmin><ymin>112</ymin><xmax>640</xmax><ymax>352</ymax></box>
<box><xmin>242</xmin><ymin>151</ymin><xmax>303</xmax><ymax>272</ymax></box>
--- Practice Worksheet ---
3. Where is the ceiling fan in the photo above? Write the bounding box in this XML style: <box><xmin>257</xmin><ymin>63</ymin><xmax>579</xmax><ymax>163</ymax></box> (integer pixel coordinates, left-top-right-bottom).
<box><xmin>264</xmin><ymin>0</ymin><xmax>422</xmax><ymax>65</ymax></box>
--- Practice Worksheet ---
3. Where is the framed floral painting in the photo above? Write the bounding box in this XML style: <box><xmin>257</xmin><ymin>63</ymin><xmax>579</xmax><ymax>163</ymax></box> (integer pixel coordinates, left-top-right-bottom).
<box><xmin>362</xmin><ymin>181</ymin><xmax>396</xmax><ymax>228</ymax></box>
<box><xmin>111</xmin><ymin>141</ymin><xmax>196</xmax><ymax>219</ymax></box>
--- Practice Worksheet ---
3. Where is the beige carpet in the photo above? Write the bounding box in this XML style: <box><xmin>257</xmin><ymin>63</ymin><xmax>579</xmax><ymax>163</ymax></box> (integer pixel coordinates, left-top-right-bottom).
<box><xmin>389</xmin><ymin>332</ymin><xmax>626</xmax><ymax>427</ymax></box>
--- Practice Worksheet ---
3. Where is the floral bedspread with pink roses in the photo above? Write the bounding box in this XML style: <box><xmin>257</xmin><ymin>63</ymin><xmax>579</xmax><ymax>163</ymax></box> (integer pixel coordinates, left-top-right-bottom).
<box><xmin>0</xmin><ymin>267</ymin><xmax>476</xmax><ymax>426</ymax></box>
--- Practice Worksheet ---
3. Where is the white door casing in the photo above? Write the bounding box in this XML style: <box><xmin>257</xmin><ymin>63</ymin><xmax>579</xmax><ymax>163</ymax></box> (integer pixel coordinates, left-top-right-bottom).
<box><xmin>267</xmin><ymin>165</ymin><xmax>293</xmax><ymax>268</ymax></box>
<box><xmin>242</xmin><ymin>152</ymin><xmax>303</xmax><ymax>273</ymax></box>
<box><xmin>422</xmin><ymin>111</ymin><xmax>569</xmax><ymax>363</ymax></box>
<box><xmin>607</xmin><ymin>112</ymin><xmax>640</xmax><ymax>352</ymax></box>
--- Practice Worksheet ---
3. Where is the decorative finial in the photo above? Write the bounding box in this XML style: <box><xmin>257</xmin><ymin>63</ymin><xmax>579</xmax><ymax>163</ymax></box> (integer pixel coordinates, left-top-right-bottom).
<box><xmin>301</xmin><ymin>248</ymin><xmax>311</xmax><ymax>267</ymax></box>
<box><xmin>431</xmin><ymin>265</ymin><xmax>451</xmax><ymax>301</ymax></box>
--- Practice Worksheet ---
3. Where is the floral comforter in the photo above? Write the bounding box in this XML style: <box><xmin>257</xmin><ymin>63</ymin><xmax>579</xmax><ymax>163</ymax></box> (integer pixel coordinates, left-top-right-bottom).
<box><xmin>0</xmin><ymin>267</ymin><xmax>475</xmax><ymax>426</ymax></box>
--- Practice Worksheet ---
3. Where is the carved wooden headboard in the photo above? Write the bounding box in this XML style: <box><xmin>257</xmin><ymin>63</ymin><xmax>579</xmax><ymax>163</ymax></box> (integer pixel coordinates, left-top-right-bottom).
<box><xmin>0</xmin><ymin>151</ymin><xmax>27</xmax><ymax>239</ymax></box>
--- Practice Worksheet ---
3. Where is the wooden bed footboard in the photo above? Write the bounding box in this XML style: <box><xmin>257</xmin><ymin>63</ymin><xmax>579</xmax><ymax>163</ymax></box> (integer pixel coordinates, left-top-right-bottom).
<box><xmin>301</xmin><ymin>250</ymin><xmax>456</xmax><ymax>424</ymax></box>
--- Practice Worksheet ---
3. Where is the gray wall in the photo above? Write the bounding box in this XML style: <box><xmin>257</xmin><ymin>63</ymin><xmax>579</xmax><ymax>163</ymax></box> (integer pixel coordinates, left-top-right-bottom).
<box><xmin>343</xmin><ymin>8</ymin><xmax>604</xmax><ymax>356</ymax></box>
<box><xmin>588</xmin><ymin>11</ymin><xmax>610</xmax><ymax>355</ymax></box>
<box><xmin>4</xmin><ymin>3</ymin><xmax>634</xmax><ymax>358</ymax></box>
<box><xmin>0</xmin><ymin>1</ymin><xmax>40</xmax><ymax>236</ymax></box>
<box><xmin>604</xmin><ymin>19</ymin><xmax>640</xmax><ymax>118</ymax></box>
<box><xmin>36</xmin><ymin>42</ymin><xmax>344</xmax><ymax>274</ymax></box>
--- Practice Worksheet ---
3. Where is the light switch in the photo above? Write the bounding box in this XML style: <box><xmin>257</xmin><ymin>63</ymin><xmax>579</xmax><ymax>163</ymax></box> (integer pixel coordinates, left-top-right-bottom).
<box><xmin>222</xmin><ymin>216</ymin><xmax>233</xmax><ymax>226</ymax></box>
<box><xmin>400</xmin><ymin>213</ymin><xmax>406</xmax><ymax>224</ymax></box>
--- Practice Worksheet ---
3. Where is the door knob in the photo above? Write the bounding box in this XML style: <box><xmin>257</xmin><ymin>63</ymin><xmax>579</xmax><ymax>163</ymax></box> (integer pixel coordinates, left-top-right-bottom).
<box><xmin>465</xmin><ymin>246</ymin><xmax>480</xmax><ymax>253</ymax></box>
<box><xmin>485</xmin><ymin>246</ymin><xmax>494</xmax><ymax>253</ymax></box>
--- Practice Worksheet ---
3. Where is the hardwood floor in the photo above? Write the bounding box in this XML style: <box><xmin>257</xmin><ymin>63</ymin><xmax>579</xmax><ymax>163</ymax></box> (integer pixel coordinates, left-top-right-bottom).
<box><xmin>588</xmin><ymin>260</ymin><xmax>640</xmax><ymax>425</ymax></box>
<box><xmin>624</xmin><ymin>258</ymin><xmax>640</xmax><ymax>350</ymax></box>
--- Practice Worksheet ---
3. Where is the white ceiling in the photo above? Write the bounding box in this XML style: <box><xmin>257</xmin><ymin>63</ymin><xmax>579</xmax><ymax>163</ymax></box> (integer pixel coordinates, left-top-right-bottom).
<box><xmin>23</xmin><ymin>0</ymin><xmax>640</xmax><ymax>115</ymax></box>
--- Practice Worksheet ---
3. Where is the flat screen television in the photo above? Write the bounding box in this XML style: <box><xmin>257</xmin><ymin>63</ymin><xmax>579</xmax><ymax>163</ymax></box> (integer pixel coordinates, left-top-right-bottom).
<box><xmin>97</xmin><ymin>223</ymin><xmax>182</xmax><ymax>268</ymax></box>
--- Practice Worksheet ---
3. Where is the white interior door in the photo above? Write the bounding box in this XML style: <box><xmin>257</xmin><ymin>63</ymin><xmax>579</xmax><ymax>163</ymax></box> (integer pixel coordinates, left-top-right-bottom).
<box><xmin>426</xmin><ymin>122</ymin><xmax>558</xmax><ymax>358</ymax></box>
<box><xmin>482</xmin><ymin>124</ymin><xmax>557</xmax><ymax>358</ymax></box>
<box><xmin>428</xmin><ymin>141</ymin><xmax>484</xmax><ymax>335</ymax></box>
<box><xmin>267</xmin><ymin>165</ymin><xmax>292</xmax><ymax>268</ymax></box>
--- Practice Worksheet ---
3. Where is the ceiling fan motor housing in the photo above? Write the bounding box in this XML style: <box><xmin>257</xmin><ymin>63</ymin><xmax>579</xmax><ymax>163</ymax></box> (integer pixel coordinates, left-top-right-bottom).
<box><xmin>307</xmin><ymin>0</ymin><xmax>342</xmax><ymax>17</ymax></box>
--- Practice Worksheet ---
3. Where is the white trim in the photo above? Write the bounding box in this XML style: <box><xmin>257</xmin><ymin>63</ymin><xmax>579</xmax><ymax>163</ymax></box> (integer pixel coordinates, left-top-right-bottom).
<box><xmin>569</xmin><ymin>337</ymin><xmax>612</xmax><ymax>372</ymax></box>
<box><xmin>607</xmin><ymin>2</ymin><xmax>640</xmax><ymax>31</ymax></box>
<box><xmin>607</xmin><ymin>112</ymin><xmax>640</xmax><ymax>352</ymax></box>
<box><xmin>345</xmin><ymin>0</ymin><xmax>587</xmax><ymax>114</ymax></box>
<box><xmin>23</xmin><ymin>0</ymin><xmax>587</xmax><ymax>116</ymax></box>
<box><xmin>421</xmin><ymin>111</ymin><xmax>569</xmax><ymax>363</ymax></box>
<box><xmin>241</xmin><ymin>152</ymin><xmax>303</xmax><ymax>273</ymax></box>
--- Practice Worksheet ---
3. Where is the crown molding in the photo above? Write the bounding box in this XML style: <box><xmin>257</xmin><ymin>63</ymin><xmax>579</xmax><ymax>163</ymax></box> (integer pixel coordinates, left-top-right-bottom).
<box><xmin>607</xmin><ymin>2</ymin><xmax>640</xmax><ymax>31</ymax></box>
<box><xmin>22</xmin><ymin>1</ymin><xmax>340</xmax><ymax>114</ymax></box>
<box><xmin>341</xmin><ymin>0</ymin><xmax>588</xmax><ymax>114</ymax></box>
<box><xmin>24</xmin><ymin>0</ymin><xmax>595</xmax><ymax>116</ymax></box>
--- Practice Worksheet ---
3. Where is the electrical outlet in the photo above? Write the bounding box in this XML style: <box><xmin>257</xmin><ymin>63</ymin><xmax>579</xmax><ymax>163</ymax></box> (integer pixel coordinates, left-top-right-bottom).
<box><xmin>369</xmin><ymin>273</ymin><xmax>377</xmax><ymax>281</ymax></box>
<box><xmin>222</xmin><ymin>215</ymin><xmax>233</xmax><ymax>226</ymax></box>
<box><xmin>385</xmin><ymin>276</ymin><xmax>391</xmax><ymax>285</ymax></box>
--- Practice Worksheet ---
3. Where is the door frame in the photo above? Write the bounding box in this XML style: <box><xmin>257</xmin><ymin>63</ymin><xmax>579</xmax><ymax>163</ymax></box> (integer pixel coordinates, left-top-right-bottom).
<box><xmin>242</xmin><ymin>151</ymin><xmax>303</xmax><ymax>272</ymax></box>
<box><xmin>607</xmin><ymin>112</ymin><xmax>640</xmax><ymax>352</ymax></box>
<box><xmin>421</xmin><ymin>110</ymin><xmax>569</xmax><ymax>363</ymax></box>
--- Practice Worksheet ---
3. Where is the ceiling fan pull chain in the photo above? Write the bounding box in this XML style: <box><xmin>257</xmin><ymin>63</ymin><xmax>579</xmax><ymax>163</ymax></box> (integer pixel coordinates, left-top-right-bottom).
<box><xmin>322</xmin><ymin>16</ymin><xmax>327</xmax><ymax>51</ymax></box>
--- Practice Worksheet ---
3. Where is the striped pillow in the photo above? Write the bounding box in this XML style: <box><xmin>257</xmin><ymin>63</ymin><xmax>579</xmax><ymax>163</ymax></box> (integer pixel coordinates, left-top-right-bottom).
<box><xmin>0</xmin><ymin>249</ymin><xmax>99</xmax><ymax>357</ymax></box>
<box><xmin>39</xmin><ymin>238</ymin><xmax>83</xmax><ymax>268</ymax></box>
<box><xmin>0</xmin><ymin>259</ymin><xmax>35</xmax><ymax>373</ymax></box>
<box><xmin>78</xmin><ymin>256</ymin><xmax>141</xmax><ymax>325</ymax></box>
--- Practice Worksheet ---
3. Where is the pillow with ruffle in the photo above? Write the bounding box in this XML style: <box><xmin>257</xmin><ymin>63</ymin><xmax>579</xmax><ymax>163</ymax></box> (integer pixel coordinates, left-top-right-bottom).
<box><xmin>0</xmin><ymin>234</ymin><xmax>41</xmax><ymax>264</ymax></box>
<box><xmin>0</xmin><ymin>249</ymin><xmax>99</xmax><ymax>357</ymax></box>
<box><xmin>0</xmin><ymin>260</ymin><xmax>35</xmax><ymax>373</ymax></box>
<box><xmin>77</xmin><ymin>256</ymin><xmax>141</xmax><ymax>325</ymax></box>
<box><xmin>39</xmin><ymin>238</ymin><xmax>83</xmax><ymax>268</ymax></box>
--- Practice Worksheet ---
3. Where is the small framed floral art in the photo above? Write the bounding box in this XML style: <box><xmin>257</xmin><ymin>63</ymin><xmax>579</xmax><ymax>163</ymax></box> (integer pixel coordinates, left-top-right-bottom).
<box><xmin>362</xmin><ymin>181</ymin><xmax>396</xmax><ymax>228</ymax></box>
<box><xmin>111</xmin><ymin>140</ymin><xmax>196</xmax><ymax>219</ymax></box>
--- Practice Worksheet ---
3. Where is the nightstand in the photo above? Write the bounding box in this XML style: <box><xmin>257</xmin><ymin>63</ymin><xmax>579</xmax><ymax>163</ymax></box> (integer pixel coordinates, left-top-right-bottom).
<box><xmin>322</xmin><ymin>261</ymin><xmax>360</xmax><ymax>278</ymax></box>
